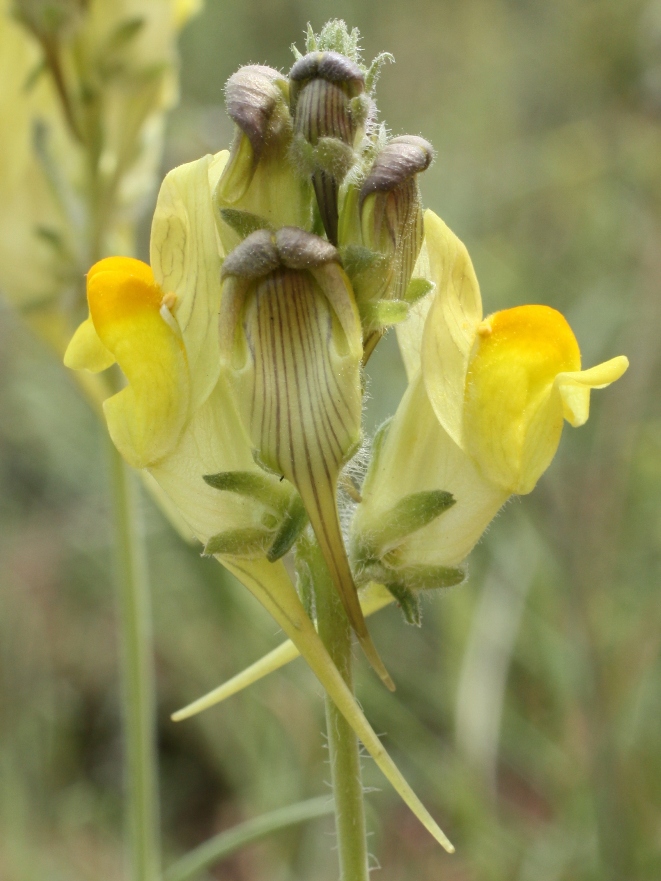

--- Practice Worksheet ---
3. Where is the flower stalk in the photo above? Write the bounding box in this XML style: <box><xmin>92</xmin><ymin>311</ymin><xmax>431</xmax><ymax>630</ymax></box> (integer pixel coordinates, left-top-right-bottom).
<box><xmin>306</xmin><ymin>540</ymin><xmax>370</xmax><ymax>881</ymax></box>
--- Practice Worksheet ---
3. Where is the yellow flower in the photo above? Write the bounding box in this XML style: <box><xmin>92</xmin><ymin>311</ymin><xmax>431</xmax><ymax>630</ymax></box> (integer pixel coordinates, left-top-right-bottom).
<box><xmin>65</xmin><ymin>152</ymin><xmax>227</xmax><ymax>467</ymax></box>
<box><xmin>351</xmin><ymin>375</ymin><xmax>509</xmax><ymax>579</ymax></box>
<box><xmin>418</xmin><ymin>210</ymin><xmax>629</xmax><ymax>495</ymax></box>
<box><xmin>351</xmin><ymin>212</ymin><xmax>628</xmax><ymax>598</ymax></box>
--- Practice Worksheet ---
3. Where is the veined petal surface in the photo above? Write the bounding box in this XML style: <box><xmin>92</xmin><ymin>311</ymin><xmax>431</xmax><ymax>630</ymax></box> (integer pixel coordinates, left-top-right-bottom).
<box><xmin>421</xmin><ymin>210</ymin><xmax>483</xmax><ymax>446</ymax></box>
<box><xmin>151</xmin><ymin>152</ymin><xmax>229</xmax><ymax>410</ymax></box>
<box><xmin>354</xmin><ymin>374</ymin><xmax>508</xmax><ymax>569</ymax></box>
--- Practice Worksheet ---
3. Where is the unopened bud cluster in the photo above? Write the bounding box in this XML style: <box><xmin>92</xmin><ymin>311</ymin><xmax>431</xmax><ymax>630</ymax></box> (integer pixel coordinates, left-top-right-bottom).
<box><xmin>215</xmin><ymin>28</ymin><xmax>434</xmax><ymax>353</ymax></box>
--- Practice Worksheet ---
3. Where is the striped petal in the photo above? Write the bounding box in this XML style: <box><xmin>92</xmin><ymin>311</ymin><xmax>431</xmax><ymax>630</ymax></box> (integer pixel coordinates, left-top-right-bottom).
<box><xmin>220</xmin><ymin>229</ymin><xmax>393</xmax><ymax>688</ymax></box>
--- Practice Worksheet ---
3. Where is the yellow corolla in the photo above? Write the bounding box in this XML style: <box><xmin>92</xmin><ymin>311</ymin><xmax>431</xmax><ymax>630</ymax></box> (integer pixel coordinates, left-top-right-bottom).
<box><xmin>65</xmin><ymin>152</ymin><xmax>229</xmax><ymax>470</ymax></box>
<box><xmin>418</xmin><ymin>210</ymin><xmax>629</xmax><ymax>495</ymax></box>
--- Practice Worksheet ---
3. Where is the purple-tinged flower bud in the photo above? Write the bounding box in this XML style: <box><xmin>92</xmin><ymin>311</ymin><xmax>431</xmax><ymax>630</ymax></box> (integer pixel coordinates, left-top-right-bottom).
<box><xmin>289</xmin><ymin>51</ymin><xmax>369</xmax><ymax>244</ymax></box>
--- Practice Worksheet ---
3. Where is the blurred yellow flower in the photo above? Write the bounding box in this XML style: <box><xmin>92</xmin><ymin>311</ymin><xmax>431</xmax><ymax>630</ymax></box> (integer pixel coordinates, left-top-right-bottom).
<box><xmin>0</xmin><ymin>0</ymin><xmax>201</xmax><ymax>347</ymax></box>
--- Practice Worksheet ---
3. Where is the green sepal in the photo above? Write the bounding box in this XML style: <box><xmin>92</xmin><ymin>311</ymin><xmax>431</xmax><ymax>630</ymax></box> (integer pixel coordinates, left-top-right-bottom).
<box><xmin>360</xmin><ymin>560</ymin><xmax>465</xmax><ymax>594</ymax></box>
<box><xmin>365</xmin><ymin>51</ymin><xmax>395</xmax><ymax>94</ymax></box>
<box><xmin>267</xmin><ymin>494</ymin><xmax>309</xmax><ymax>562</ymax></box>
<box><xmin>220</xmin><ymin>208</ymin><xmax>273</xmax><ymax>240</ymax></box>
<box><xmin>362</xmin><ymin>299</ymin><xmax>410</xmax><ymax>326</ymax></box>
<box><xmin>104</xmin><ymin>16</ymin><xmax>145</xmax><ymax>53</ymax></box>
<box><xmin>385</xmin><ymin>581</ymin><xmax>422</xmax><ymax>626</ymax></box>
<box><xmin>405</xmin><ymin>277</ymin><xmax>434</xmax><ymax>304</ymax></box>
<box><xmin>312</xmin><ymin>137</ymin><xmax>355</xmax><ymax>177</ymax></box>
<box><xmin>203</xmin><ymin>470</ymin><xmax>288</xmax><ymax>513</ymax></box>
<box><xmin>359</xmin><ymin>490</ymin><xmax>456</xmax><ymax>562</ymax></box>
<box><xmin>203</xmin><ymin>528</ymin><xmax>272</xmax><ymax>557</ymax></box>
<box><xmin>394</xmin><ymin>564</ymin><xmax>465</xmax><ymax>591</ymax></box>
<box><xmin>340</xmin><ymin>245</ymin><xmax>384</xmax><ymax>276</ymax></box>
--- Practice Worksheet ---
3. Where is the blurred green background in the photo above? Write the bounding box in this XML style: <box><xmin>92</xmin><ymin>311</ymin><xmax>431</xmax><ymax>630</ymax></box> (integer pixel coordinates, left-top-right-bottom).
<box><xmin>2</xmin><ymin>0</ymin><xmax>661</xmax><ymax>878</ymax></box>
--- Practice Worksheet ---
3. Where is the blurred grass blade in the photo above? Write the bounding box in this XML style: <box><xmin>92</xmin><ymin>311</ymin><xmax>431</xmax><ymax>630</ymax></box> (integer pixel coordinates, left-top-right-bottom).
<box><xmin>172</xmin><ymin>584</ymin><xmax>395</xmax><ymax>721</ymax></box>
<box><xmin>164</xmin><ymin>796</ymin><xmax>334</xmax><ymax>881</ymax></box>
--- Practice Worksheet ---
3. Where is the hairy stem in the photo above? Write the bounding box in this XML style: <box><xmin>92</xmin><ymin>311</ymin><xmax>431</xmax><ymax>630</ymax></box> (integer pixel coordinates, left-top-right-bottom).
<box><xmin>310</xmin><ymin>543</ymin><xmax>370</xmax><ymax>881</ymax></box>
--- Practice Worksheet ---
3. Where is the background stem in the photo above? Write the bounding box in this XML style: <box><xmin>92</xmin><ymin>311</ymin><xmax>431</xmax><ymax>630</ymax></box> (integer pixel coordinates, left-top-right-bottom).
<box><xmin>108</xmin><ymin>438</ymin><xmax>161</xmax><ymax>881</ymax></box>
<box><xmin>311</xmin><ymin>544</ymin><xmax>370</xmax><ymax>881</ymax></box>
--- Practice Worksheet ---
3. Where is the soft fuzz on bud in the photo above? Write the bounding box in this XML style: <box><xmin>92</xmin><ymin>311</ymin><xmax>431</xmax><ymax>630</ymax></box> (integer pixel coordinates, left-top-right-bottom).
<box><xmin>215</xmin><ymin>65</ymin><xmax>312</xmax><ymax>249</ymax></box>
<box><xmin>339</xmin><ymin>135</ymin><xmax>433</xmax><ymax>356</ymax></box>
<box><xmin>289</xmin><ymin>51</ymin><xmax>369</xmax><ymax>244</ymax></box>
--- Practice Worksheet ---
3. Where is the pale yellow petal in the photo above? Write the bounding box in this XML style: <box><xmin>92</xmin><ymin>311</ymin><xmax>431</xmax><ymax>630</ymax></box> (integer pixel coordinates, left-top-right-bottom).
<box><xmin>395</xmin><ymin>237</ymin><xmax>433</xmax><ymax>381</ymax></box>
<box><xmin>86</xmin><ymin>258</ymin><xmax>190</xmax><ymax>469</ymax></box>
<box><xmin>421</xmin><ymin>210</ymin><xmax>483</xmax><ymax>446</ymax></box>
<box><xmin>148</xmin><ymin>378</ymin><xmax>268</xmax><ymax>543</ymax></box>
<box><xmin>354</xmin><ymin>374</ymin><xmax>508</xmax><ymax>568</ymax></box>
<box><xmin>151</xmin><ymin>152</ymin><xmax>228</xmax><ymax>410</ymax></box>
<box><xmin>557</xmin><ymin>356</ymin><xmax>629</xmax><ymax>427</ymax></box>
<box><xmin>64</xmin><ymin>317</ymin><xmax>116</xmax><ymax>373</ymax></box>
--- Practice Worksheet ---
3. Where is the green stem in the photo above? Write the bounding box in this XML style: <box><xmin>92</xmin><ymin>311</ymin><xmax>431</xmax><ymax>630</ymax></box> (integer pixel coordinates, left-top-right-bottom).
<box><xmin>310</xmin><ymin>544</ymin><xmax>370</xmax><ymax>881</ymax></box>
<box><xmin>108</xmin><ymin>438</ymin><xmax>161</xmax><ymax>881</ymax></box>
<box><xmin>164</xmin><ymin>796</ymin><xmax>334</xmax><ymax>881</ymax></box>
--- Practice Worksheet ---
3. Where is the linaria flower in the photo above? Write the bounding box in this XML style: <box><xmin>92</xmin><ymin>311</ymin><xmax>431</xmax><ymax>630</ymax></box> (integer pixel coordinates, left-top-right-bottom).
<box><xmin>64</xmin><ymin>151</ymin><xmax>454</xmax><ymax>851</ymax></box>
